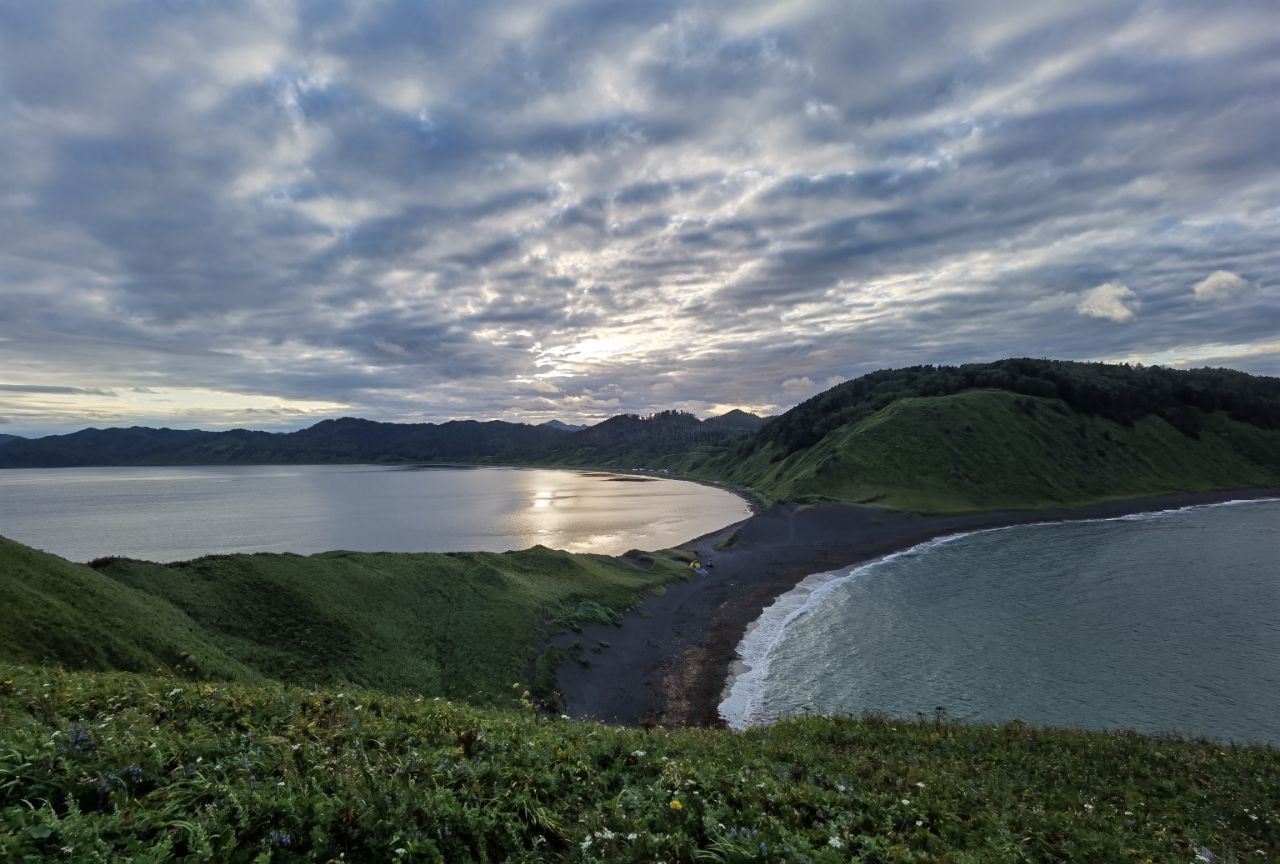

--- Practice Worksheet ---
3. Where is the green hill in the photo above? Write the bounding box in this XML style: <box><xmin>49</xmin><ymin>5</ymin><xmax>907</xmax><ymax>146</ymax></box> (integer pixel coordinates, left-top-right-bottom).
<box><xmin>659</xmin><ymin>361</ymin><xmax>1280</xmax><ymax>512</ymax></box>
<box><xmin>0</xmin><ymin>537</ymin><xmax>688</xmax><ymax>704</ymax></box>
<box><xmin>0</xmin><ymin>536</ymin><xmax>257</xmax><ymax>682</ymax></box>
<box><xmin>678</xmin><ymin>389</ymin><xmax>1280</xmax><ymax>512</ymax></box>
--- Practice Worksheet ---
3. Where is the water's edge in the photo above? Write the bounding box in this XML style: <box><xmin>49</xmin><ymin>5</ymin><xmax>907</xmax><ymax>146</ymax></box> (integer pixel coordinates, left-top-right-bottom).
<box><xmin>718</xmin><ymin>496</ymin><xmax>1280</xmax><ymax>730</ymax></box>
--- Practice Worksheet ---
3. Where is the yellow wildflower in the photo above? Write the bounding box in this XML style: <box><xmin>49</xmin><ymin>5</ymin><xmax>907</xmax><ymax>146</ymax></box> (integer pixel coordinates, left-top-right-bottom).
<box><xmin>669</xmin><ymin>799</ymin><xmax>683</xmax><ymax>811</ymax></box>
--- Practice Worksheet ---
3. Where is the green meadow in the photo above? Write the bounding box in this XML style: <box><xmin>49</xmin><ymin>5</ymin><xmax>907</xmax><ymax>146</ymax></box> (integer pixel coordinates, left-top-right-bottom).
<box><xmin>0</xmin><ymin>536</ymin><xmax>689</xmax><ymax>706</ymax></box>
<box><xmin>2</xmin><ymin>664</ymin><xmax>1276</xmax><ymax>862</ymax></box>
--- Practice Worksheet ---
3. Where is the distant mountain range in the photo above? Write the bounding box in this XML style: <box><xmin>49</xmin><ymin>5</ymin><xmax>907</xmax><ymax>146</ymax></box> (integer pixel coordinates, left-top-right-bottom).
<box><xmin>0</xmin><ymin>433</ymin><xmax>23</xmax><ymax>446</ymax></box>
<box><xmin>4</xmin><ymin>358</ymin><xmax>1279</xmax><ymax>515</ymax></box>
<box><xmin>540</xmin><ymin>419</ymin><xmax>588</xmax><ymax>433</ymax></box>
<box><xmin>0</xmin><ymin>410</ymin><xmax>764</xmax><ymax>469</ymax></box>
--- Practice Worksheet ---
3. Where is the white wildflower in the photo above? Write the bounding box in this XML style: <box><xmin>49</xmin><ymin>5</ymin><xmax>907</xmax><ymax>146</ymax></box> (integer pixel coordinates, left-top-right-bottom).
<box><xmin>828</xmin><ymin>837</ymin><xmax>844</xmax><ymax>849</ymax></box>
<box><xmin>901</xmin><ymin>799</ymin><xmax>910</xmax><ymax>806</ymax></box>
<box><xmin>915</xmin><ymin>781</ymin><xmax>925</xmax><ymax>788</ymax></box>
<box><xmin>631</xmin><ymin>750</ymin><xmax>646</xmax><ymax>758</ymax></box>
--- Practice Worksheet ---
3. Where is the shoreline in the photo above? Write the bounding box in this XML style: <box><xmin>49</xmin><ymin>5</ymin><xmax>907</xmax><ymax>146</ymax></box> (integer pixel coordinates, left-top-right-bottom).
<box><xmin>554</xmin><ymin>486</ymin><xmax>1280</xmax><ymax>728</ymax></box>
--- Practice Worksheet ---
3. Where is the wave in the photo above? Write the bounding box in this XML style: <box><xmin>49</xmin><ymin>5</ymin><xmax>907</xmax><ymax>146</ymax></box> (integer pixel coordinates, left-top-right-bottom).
<box><xmin>717</xmin><ymin>495</ymin><xmax>1280</xmax><ymax>730</ymax></box>
<box><xmin>718</xmin><ymin>531</ymin><xmax>979</xmax><ymax>730</ymax></box>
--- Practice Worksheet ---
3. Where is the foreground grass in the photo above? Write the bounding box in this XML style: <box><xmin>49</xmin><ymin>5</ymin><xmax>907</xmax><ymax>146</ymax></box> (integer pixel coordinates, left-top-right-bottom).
<box><xmin>1</xmin><ymin>665</ymin><xmax>1276</xmax><ymax>863</ymax></box>
<box><xmin>0</xmin><ymin>537</ymin><xmax>688</xmax><ymax>706</ymax></box>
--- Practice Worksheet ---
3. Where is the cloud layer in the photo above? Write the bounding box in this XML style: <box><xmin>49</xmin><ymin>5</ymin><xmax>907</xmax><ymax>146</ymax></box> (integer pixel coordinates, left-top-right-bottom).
<box><xmin>2</xmin><ymin>0</ymin><xmax>1278</xmax><ymax>434</ymax></box>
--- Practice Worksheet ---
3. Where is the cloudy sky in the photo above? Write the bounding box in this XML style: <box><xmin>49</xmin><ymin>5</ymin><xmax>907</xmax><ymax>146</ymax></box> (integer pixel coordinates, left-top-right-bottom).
<box><xmin>2</xmin><ymin>0</ymin><xmax>1278</xmax><ymax>436</ymax></box>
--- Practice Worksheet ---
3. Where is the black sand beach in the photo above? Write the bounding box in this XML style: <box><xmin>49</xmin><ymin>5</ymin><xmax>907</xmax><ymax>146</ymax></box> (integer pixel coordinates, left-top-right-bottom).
<box><xmin>555</xmin><ymin>487</ymin><xmax>1280</xmax><ymax>728</ymax></box>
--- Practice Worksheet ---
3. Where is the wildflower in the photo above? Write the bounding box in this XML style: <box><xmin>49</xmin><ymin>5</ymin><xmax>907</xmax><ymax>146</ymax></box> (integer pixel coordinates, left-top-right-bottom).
<box><xmin>669</xmin><ymin>799</ymin><xmax>683</xmax><ymax>811</ymax></box>
<box><xmin>901</xmin><ymin>799</ymin><xmax>910</xmax><ymax>806</ymax></box>
<box><xmin>828</xmin><ymin>837</ymin><xmax>844</xmax><ymax>849</ymax></box>
<box><xmin>915</xmin><ymin>820</ymin><xmax>923</xmax><ymax>827</ymax></box>
<box><xmin>626</xmin><ymin>833</ymin><xmax>638</xmax><ymax>841</ymax></box>
<box><xmin>915</xmin><ymin>781</ymin><xmax>925</xmax><ymax>788</ymax></box>
<box><xmin>632</xmin><ymin>750</ymin><xmax>646</xmax><ymax>758</ymax></box>
<box><xmin>1083</xmin><ymin>803</ymin><xmax>1094</xmax><ymax>811</ymax></box>
<box><xmin>597</xmin><ymin>829</ymin><xmax>616</xmax><ymax>840</ymax></box>
<box><xmin>580</xmin><ymin>837</ymin><xmax>593</xmax><ymax>850</ymax></box>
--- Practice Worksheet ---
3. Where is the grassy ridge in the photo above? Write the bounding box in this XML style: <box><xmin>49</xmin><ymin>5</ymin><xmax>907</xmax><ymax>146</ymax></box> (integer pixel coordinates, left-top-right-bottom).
<box><xmin>0</xmin><ymin>538</ymin><xmax>688</xmax><ymax>705</ymax></box>
<box><xmin>0</xmin><ymin>537</ymin><xmax>257</xmax><ymax>683</ymax></box>
<box><xmin>2</xmin><ymin>664</ymin><xmax>1277</xmax><ymax>862</ymax></box>
<box><xmin>659</xmin><ymin>390</ymin><xmax>1280</xmax><ymax>512</ymax></box>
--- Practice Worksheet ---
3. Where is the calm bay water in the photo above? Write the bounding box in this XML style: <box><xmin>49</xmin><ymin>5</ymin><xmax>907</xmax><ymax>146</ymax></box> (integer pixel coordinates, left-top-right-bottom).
<box><xmin>0</xmin><ymin>465</ymin><xmax>750</xmax><ymax>561</ymax></box>
<box><xmin>722</xmin><ymin>499</ymin><xmax>1280</xmax><ymax>745</ymax></box>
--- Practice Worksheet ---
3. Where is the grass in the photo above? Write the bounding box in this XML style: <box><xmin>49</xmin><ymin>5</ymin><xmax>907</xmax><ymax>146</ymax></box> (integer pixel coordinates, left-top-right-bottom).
<box><xmin>660</xmin><ymin>390</ymin><xmax>1280</xmax><ymax>513</ymax></box>
<box><xmin>1</xmin><ymin>664</ymin><xmax>1276</xmax><ymax>862</ymax></box>
<box><xmin>0</xmin><ymin>537</ymin><xmax>689</xmax><ymax>706</ymax></box>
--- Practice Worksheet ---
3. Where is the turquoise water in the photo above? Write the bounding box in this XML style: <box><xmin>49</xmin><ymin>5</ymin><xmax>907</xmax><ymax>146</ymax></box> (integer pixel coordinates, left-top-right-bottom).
<box><xmin>722</xmin><ymin>499</ymin><xmax>1280</xmax><ymax>745</ymax></box>
<box><xmin>0</xmin><ymin>465</ymin><xmax>749</xmax><ymax>561</ymax></box>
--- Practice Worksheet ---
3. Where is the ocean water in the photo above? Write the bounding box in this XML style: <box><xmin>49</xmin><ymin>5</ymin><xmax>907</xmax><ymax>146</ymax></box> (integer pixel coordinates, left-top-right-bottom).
<box><xmin>0</xmin><ymin>464</ymin><xmax>750</xmax><ymax>562</ymax></box>
<box><xmin>722</xmin><ymin>499</ymin><xmax>1280</xmax><ymax>745</ymax></box>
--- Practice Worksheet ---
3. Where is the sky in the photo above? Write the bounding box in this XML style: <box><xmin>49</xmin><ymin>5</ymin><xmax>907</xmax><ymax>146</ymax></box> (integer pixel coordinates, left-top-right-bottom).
<box><xmin>2</xmin><ymin>0</ymin><xmax>1278</xmax><ymax>437</ymax></box>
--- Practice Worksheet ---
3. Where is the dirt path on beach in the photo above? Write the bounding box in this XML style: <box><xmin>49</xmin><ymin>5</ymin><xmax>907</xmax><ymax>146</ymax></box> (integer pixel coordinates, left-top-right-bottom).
<box><xmin>554</xmin><ymin>487</ymin><xmax>1280</xmax><ymax>727</ymax></box>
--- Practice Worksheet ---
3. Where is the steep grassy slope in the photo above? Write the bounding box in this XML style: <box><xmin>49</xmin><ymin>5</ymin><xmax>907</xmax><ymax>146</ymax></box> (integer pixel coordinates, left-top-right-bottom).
<box><xmin>660</xmin><ymin>390</ymin><xmax>1280</xmax><ymax>512</ymax></box>
<box><xmin>2</xmin><ymin>664</ymin><xmax>1276</xmax><ymax>862</ymax></box>
<box><xmin>0</xmin><ymin>538</ymin><xmax>688</xmax><ymax>704</ymax></box>
<box><xmin>0</xmin><ymin>537</ymin><xmax>256</xmax><ymax>682</ymax></box>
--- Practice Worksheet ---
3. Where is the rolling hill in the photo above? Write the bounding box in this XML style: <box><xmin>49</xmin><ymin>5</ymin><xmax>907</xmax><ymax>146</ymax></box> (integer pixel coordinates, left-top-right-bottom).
<box><xmin>0</xmin><ymin>536</ymin><xmax>688</xmax><ymax>704</ymax></box>
<box><xmin>658</xmin><ymin>360</ymin><xmax>1280</xmax><ymax>511</ymax></box>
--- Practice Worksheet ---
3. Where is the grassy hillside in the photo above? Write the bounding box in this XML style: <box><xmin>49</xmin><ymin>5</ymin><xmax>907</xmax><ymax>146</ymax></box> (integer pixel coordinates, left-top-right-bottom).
<box><xmin>660</xmin><ymin>389</ymin><xmax>1280</xmax><ymax>512</ymax></box>
<box><xmin>0</xmin><ymin>538</ymin><xmax>688</xmax><ymax>705</ymax></box>
<box><xmin>2</xmin><ymin>664</ymin><xmax>1276</xmax><ymax>862</ymax></box>
<box><xmin>0</xmin><ymin>537</ymin><xmax>257</xmax><ymax>682</ymax></box>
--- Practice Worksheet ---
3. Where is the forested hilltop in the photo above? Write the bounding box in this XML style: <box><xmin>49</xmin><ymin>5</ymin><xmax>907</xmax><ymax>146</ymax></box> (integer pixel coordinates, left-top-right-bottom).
<box><xmin>657</xmin><ymin>359</ymin><xmax>1280</xmax><ymax>511</ymax></box>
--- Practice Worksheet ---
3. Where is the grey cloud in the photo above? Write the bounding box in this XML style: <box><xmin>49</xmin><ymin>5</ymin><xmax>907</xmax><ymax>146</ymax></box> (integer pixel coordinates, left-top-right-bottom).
<box><xmin>0</xmin><ymin>385</ymin><xmax>115</xmax><ymax>396</ymax></box>
<box><xmin>1</xmin><ymin>0</ymin><xmax>1278</xmax><ymax>436</ymax></box>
